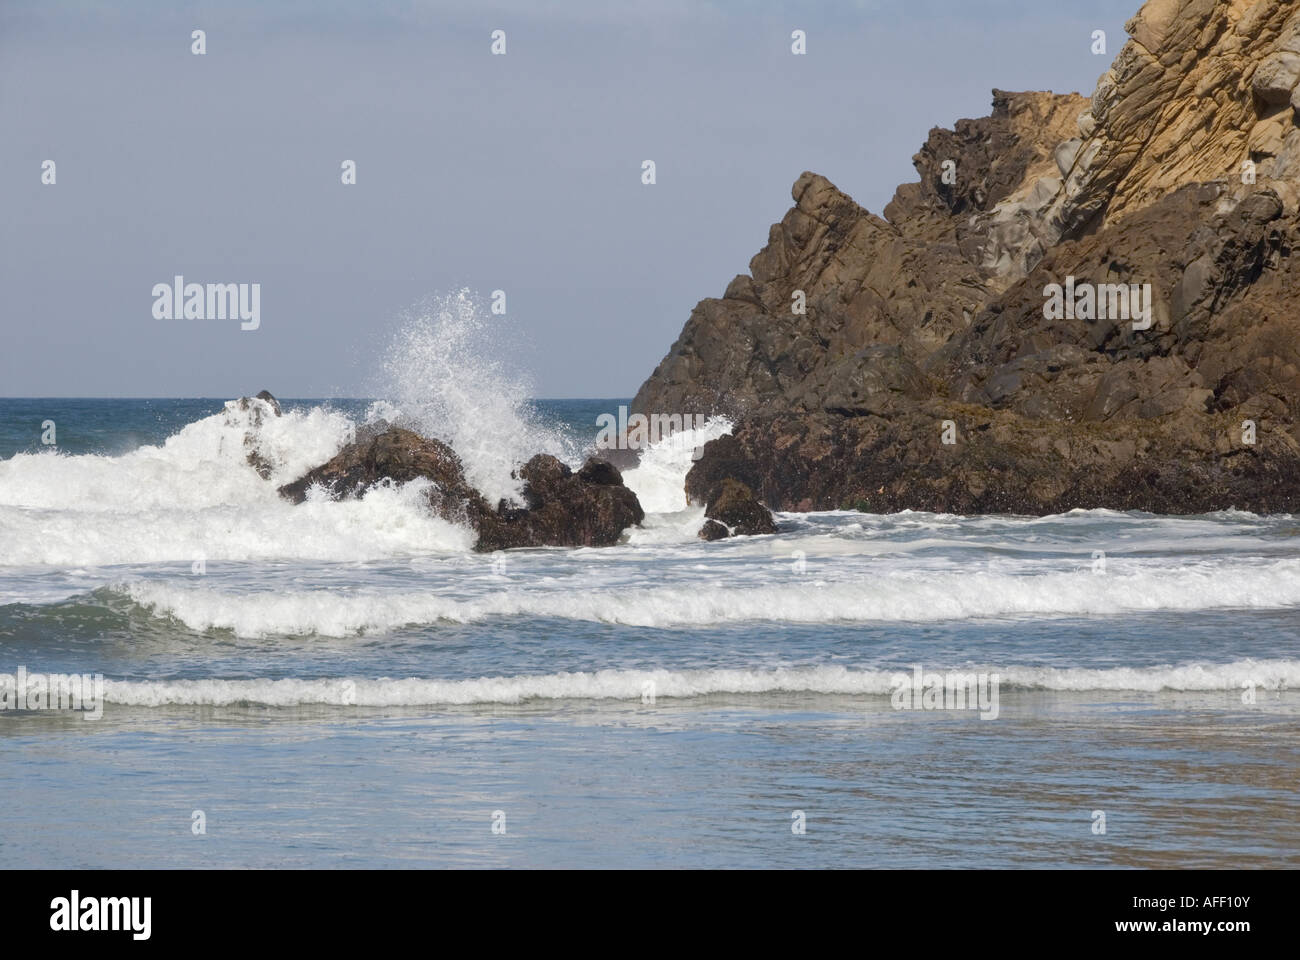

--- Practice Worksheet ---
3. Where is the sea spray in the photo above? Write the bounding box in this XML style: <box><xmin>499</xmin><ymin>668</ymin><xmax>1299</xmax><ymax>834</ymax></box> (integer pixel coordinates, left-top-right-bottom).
<box><xmin>0</xmin><ymin>293</ymin><xmax>596</xmax><ymax>565</ymax></box>
<box><xmin>621</xmin><ymin>415</ymin><xmax>733</xmax><ymax>513</ymax></box>
<box><xmin>368</xmin><ymin>290</ymin><xmax>579</xmax><ymax>506</ymax></box>
<box><xmin>0</xmin><ymin>400</ymin><xmax>355</xmax><ymax>513</ymax></box>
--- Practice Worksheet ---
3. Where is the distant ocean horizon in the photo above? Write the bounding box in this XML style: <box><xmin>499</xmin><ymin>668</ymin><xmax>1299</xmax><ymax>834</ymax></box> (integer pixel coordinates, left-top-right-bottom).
<box><xmin>0</xmin><ymin>396</ymin><xmax>628</xmax><ymax>459</ymax></box>
<box><xmin>2</xmin><ymin>392</ymin><xmax>1298</xmax><ymax>868</ymax></box>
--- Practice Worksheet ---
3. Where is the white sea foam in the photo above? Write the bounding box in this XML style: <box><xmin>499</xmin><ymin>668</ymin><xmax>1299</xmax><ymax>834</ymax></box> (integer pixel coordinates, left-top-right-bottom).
<box><xmin>116</xmin><ymin>556</ymin><xmax>1300</xmax><ymax>636</ymax></box>
<box><xmin>0</xmin><ymin>296</ymin><xmax>601</xmax><ymax>564</ymax></box>
<box><xmin>624</xmin><ymin>507</ymin><xmax>712</xmax><ymax>545</ymax></box>
<box><xmin>621</xmin><ymin>415</ymin><xmax>733</xmax><ymax>513</ymax></box>
<box><xmin>0</xmin><ymin>399</ymin><xmax>353</xmax><ymax>512</ymax></box>
<box><xmin>99</xmin><ymin>660</ymin><xmax>1300</xmax><ymax>707</ymax></box>
<box><xmin>0</xmin><ymin>399</ymin><xmax>474</xmax><ymax>565</ymax></box>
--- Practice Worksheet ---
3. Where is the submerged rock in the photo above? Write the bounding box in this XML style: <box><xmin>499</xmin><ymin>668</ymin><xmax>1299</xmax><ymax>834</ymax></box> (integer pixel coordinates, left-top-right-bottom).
<box><xmin>253</xmin><ymin>390</ymin><xmax>281</xmax><ymax>416</ymax></box>
<box><xmin>278</xmin><ymin>428</ymin><xmax>644</xmax><ymax>551</ymax></box>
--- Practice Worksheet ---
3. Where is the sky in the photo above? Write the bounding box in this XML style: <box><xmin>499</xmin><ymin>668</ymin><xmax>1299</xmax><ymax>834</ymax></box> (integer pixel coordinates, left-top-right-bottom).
<box><xmin>0</xmin><ymin>0</ymin><xmax>1141</xmax><ymax>398</ymax></box>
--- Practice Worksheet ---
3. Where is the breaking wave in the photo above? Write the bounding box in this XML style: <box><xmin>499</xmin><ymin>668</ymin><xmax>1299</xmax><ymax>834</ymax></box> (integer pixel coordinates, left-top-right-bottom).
<box><xmin>368</xmin><ymin>290</ymin><xmax>580</xmax><ymax>506</ymax></box>
<box><xmin>0</xmin><ymin>292</ymin><xmax>698</xmax><ymax>566</ymax></box>
<box><xmin>109</xmin><ymin>556</ymin><xmax>1300</xmax><ymax>636</ymax></box>
<box><xmin>0</xmin><ymin>399</ymin><xmax>474</xmax><ymax>565</ymax></box>
<box><xmin>620</xmin><ymin>415</ymin><xmax>733</xmax><ymax>513</ymax></box>
<box><xmin>98</xmin><ymin>660</ymin><xmax>1300</xmax><ymax>707</ymax></box>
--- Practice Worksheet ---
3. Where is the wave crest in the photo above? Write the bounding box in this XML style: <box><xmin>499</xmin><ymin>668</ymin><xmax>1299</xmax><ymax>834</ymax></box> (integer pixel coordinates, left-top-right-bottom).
<box><xmin>98</xmin><ymin>661</ymin><xmax>1300</xmax><ymax>707</ymax></box>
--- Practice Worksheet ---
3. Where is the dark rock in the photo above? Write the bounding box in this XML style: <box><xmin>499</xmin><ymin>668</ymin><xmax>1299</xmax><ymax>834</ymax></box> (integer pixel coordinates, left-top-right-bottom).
<box><xmin>577</xmin><ymin>458</ymin><xmax>624</xmax><ymax>486</ymax></box>
<box><xmin>683</xmin><ymin>404</ymin><xmax>1300</xmax><ymax>516</ymax></box>
<box><xmin>629</xmin><ymin>90</ymin><xmax>1089</xmax><ymax>422</ymax></box>
<box><xmin>278</xmin><ymin>426</ymin><xmax>472</xmax><ymax>506</ymax></box>
<box><xmin>278</xmin><ymin>428</ymin><xmax>645</xmax><ymax>551</ymax></box>
<box><xmin>699</xmin><ymin>519</ymin><xmax>731</xmax><ymax>541</ymax></box>
<box><xmin>233</xmin><ymin>391</ymin><xmax>281</xmax><ymax>419</ymax></box>
<box><xmin>475</xmin><ymin>454</ymin><xmax>645</xmax><ymax>551</ymax></box>
<box><xmin>820</xmin><ymin>345</ymin><xmax>929</xmax><ymax>417</ymax></box>
<box><xmin>697</xmin><ymin>478</ymin><xmax>777</xmax><ymax>540</ymax></box>
<box><xmin>631</xmin><ymin>8</ymin><xmax>1300</xmax><ymax>516</ymax></box>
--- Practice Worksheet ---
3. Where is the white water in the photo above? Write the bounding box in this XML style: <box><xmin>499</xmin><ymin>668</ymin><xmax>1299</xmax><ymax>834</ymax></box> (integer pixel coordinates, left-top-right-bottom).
<box><xmin>0</xmin><ymin>356</ymin><xmax>737</xmax><ymax>567</ymax></box>
<box><xmin>5</xmin><ymin>311</ymin><xmax>1300</xmax><ymax>659</ymax></box>
<box><xmin>0</xmin><ymin>398</ymin><xmax>474</xmax><ymax>564</ymax></box>
<box><xmin>369</xmin><ymin>290</ymin><xmax>580</xmax><ymax>506</ymax></box>
<box><xmin>0</xmin><ymin>398</ymin><xmax>350</xmax><ymax>511</ymax></box>
<box><xmin>99</xmin><ymin>660</ymin><xmax>1300</xmax><ymax>706</ymax></box>
<box><xmin>620</xmin><ymin>415</ymin><xmax>733</xmax><ymax>512</ymax></box>
<box><xmin>113</xmin><ymin>553</ymin><xmax>1300</xmax><ymax>637</ymax></box>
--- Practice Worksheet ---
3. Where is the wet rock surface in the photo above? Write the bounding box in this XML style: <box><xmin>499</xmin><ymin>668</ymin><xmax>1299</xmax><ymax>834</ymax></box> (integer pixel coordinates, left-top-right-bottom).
<box><xmin>475</xmin><ymin>455</ymin><xmax>645</xmax><ymax>552</ymax></box>
<box><xmin>696</xmin><ymin>478</ymin><xmax>777</xmax><ymax>540</ymax></box>
<box><xmin>279</xmin><ymin>428</ymin><xmax>644</xmax><ymax>550</ymax></box>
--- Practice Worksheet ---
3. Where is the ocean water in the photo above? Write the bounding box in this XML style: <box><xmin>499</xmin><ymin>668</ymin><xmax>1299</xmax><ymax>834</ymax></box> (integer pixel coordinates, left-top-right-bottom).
<box><xmin>2</xmin><ymin>392</ymin><xmax>1298</xmax><ymax>868</ymax></box>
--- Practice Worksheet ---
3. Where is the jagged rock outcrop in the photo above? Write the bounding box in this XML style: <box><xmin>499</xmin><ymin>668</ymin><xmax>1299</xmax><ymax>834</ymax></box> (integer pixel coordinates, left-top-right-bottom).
<box><xmin>474</xmin><ymin>454</ymin><xmax>645</xmax><ymax>551</ymax></box>
<box><xmin>629</xmin><ymin>91</ymin><xmax>1090</xmax><ymax>421</ymax></box>
<box><xmin>279</xmin><ymin>426</ymin><xmax>476</xmax><ymax>508</ymax></box>
<box><xmin>634</xmin><ymin>0</ymin><xmax>1300</xmax><ymax>516</ymax></box>
<box><xmin>696</xmin><ymin>478</ymin><xmax>777</xmax><ymax>540</ymax></box>
<box><xmin>279</xmin><ymin>427</ymin><xmax>644</xmax><ymax>550</ymax></box>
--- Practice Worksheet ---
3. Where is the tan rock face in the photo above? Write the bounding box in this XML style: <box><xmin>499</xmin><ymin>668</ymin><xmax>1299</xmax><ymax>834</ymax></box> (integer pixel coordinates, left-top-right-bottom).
<box><xmin>1066</xmin><ymin>0</ymin><xmax>1300</xmax><ymax>223</ymax></box>
<box><xmin>633</xmin><ymin>0</ymin><xmax>1300</xmax><ymax>515</ymax></box>
<box><xmin>963</xmin><ymin>0</ymin><xmax>1300</xmax><ymax>279</ymax></box>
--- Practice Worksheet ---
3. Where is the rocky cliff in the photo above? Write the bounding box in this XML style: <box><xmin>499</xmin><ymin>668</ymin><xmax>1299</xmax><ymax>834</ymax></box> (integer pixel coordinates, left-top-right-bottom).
<box><xmin>633</xmin><ymin>0</ymin><xmax>1300</xmax><ymax>514</ymax></box>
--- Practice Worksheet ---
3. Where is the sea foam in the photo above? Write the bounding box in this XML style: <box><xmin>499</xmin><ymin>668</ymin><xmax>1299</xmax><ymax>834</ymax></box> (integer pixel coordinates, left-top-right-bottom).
<box><xmin>114</xmin><ymin>556</ymin><xmax>1300</xmax><ymax>636</ymax></box>
<box><xmin>0</xmin><ymin>399</ymin><xmax>474</xmax><ymax>565</ymax></box>
<box><xmin>620</xmin><ymin>415</ymin><xmax>733</xmax><ymax>513</ymax></box>
<box><xmin>99</xmin><ymin>660</ymin><xmax>1300</xmax><ymax>707</ymax></box>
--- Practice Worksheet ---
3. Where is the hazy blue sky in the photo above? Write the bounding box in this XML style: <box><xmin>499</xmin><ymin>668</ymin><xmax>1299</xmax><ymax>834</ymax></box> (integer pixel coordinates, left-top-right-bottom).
<box><xmin>1</xmin><ymin>0</ymin><xmax>1140</xmax><ymax>398</ymax></box>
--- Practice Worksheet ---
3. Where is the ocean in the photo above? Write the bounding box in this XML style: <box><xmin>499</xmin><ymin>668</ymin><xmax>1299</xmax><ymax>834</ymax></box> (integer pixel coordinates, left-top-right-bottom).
<box><xmin>1</xmin><ymin>395</ymin><xmax>1297</xmax><ymax>868</ymax></box>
